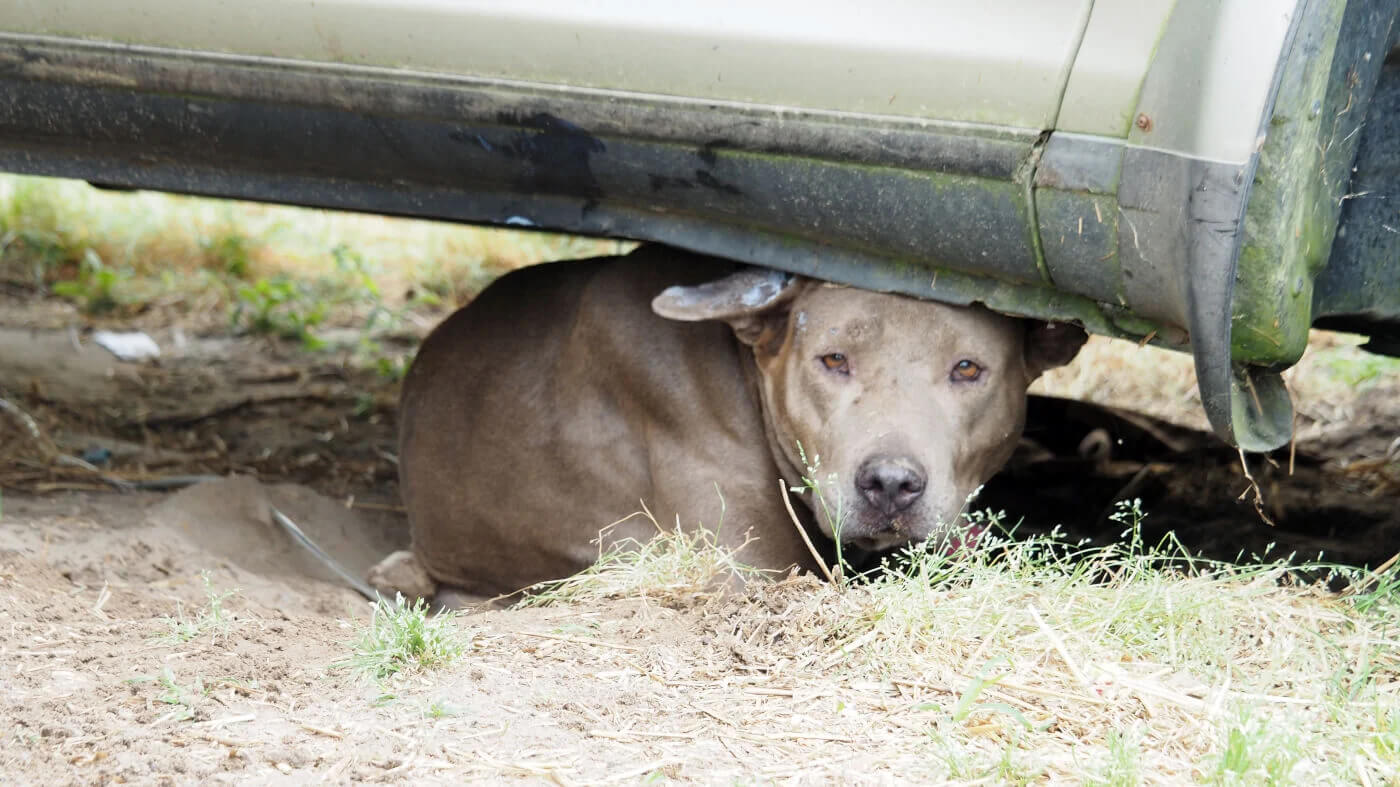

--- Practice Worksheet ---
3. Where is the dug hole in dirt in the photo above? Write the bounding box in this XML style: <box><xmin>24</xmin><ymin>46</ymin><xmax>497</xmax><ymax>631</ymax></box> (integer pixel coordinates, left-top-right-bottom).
<box><xmin>2</xmin><ymin>291</ymin><xmax>1399</xmax><ymax>783</ymax></box>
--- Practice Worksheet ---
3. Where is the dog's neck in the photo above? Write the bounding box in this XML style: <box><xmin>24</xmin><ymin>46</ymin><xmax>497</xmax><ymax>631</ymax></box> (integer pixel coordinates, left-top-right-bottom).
<box><xmin>739</xmin><ymin>345</ymin><xmax>809</xmax><ymax>516</ymax></box>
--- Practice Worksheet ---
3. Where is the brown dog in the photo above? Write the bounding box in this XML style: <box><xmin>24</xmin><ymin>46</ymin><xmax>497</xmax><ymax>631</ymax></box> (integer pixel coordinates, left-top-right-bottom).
<box><xmin>369</xmin><ymin>246</ymin><xmax>1085</xmax><ymax>602</ymax></box>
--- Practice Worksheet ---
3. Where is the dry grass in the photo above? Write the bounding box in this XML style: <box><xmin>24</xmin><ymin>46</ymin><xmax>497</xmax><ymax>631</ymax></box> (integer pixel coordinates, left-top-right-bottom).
<box><xmin>9</xmin><ymin>487</ymin><xmax>1397</xmax><ymax>784</ymax></box>
<box><xmin>509</xmin><ymin>502</ymin><xmax>1400</xmax><ymax>784</ymax></box>
<box><xmin>519</xmin><ymin>502</ymin><xmax>769</xmax><ymax>608</ymax></box>
<box><xmin>0</xmin><ymin>173</ymin><xmax>622</xmax><ymax>322</ymax></box>
<box><xmin>1035</xmin><ymin>331</ymin><xmax>1400</xmax><ymax>434</ymax></box>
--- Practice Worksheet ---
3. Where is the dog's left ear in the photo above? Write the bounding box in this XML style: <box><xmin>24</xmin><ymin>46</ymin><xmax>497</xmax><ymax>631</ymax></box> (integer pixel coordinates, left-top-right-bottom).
<box><xmin>1024</xmin><ymin>321</ymin><xmax>1087</xmax><ymax>380</ymax></box>
<box><xmin>652</xmin><ymin>267</ymin><xmax>803</xmax><ymax>352</ymax></box>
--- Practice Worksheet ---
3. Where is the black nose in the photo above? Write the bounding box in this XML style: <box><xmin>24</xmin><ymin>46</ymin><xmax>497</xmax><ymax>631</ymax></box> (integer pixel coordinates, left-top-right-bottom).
<box><xmin>855</xmin><ymin>456</ymin><xmax>927</xmax><ymax>515</ymax></box>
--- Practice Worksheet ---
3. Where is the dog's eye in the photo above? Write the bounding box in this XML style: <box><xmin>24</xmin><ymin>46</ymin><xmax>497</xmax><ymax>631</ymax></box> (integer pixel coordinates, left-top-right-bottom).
<box><xmin>819</xmin><ymin>353</ymin><xmax>849</xmax><ymax>374</ymax></box>
<box><xmin>950</xmin><ymin>359</ymin><xmax>982</xmax><ymax>382</ymax></box>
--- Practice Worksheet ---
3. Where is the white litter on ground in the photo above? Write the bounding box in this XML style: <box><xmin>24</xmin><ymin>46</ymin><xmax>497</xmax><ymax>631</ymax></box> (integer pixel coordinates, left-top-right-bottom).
<box><xmin>93</xmin><ymin>330</ymin><xmax>161</xmax><ymax>361</ymax></box>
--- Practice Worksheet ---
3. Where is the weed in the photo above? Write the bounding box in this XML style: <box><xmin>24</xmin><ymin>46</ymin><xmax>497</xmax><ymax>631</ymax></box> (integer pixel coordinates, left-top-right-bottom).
<box><xmin>942</xmin><ymin>657</ymin><xmax>1038</xmax><ymax>732</ymax></box>
<box><xmin>1323</xmin><ymin>350</ymin><xmax>1400</xmax><ymax>388</ymax></box>
<box><xmin>1209</xmin><ymin>709</ymin><xmax>1304</xmax><ymax>785</ymax></box>
<box><xmin>789</xmin><ymin>441</ymin><xmax>852</xmax><ymax>581</ymax></box>
<box><xmin>519</xmin><ymin>499</ymin><xmax>764</xmax><ymax>606</ymax></box>
<box><xmin>1374</xmin><ymin>706</ymin><xmax>1400</xmax><ymax>763</ymax></box>
<box><xmin>1345</xmin><ymin>559</ymin><xmax>1400</xmax><ymax>615</ymax></box>
<box><xmin>201</xmin><ymin>228</ymin><xmax>257</xmax><ymax>278</ymax></box>
<box><xmin>49</xmin><ymin>248</ymin><xmax>127</xmax><ymax>313</ymax></box>
<box><xmin>1085</xmin><ymin>728</ymin><xmax>1142</xmax><ymax>787</ymax></box>
<box><xmin>374</xmin><ymin>354</ymin><xmax>410</xmax><ymax>383</ymax></box>
<box><xmin>127</xmin><ymin>667</ymin><xmax>207</xmax><ymax>722</ymax></box>
<box><xmin>338</xmin><ymin>593</ymin><xmax>467</xmax><ymax>681</ymax></box>
<box><xmin>330</xmin><ymin>243</ymin><xmax>380</xmax><ymax>300</ymax></box>
<box><xmin>0</xmin><ymin>177</ymin><xmax>85</xmax><ymax>283</ymax></box>
<box><xmin>2</xmin><ymin>173</ymin><xmax>622</xmax><ymax>366</ymax></box>
<box><xmin>991</xmin><ymin>738</ymin><xmax>1037</xmax><ymax>786</ymax></box>
<box><xmin>230</xmin><ymin>276</ymin><xmax>327</xmax><ymax>348</ymax></box>
<box><xmin>424</xmin><ymin>698</ymin><xmax>462</xmax><ymax>720</ymax></box>
<box><xmin>352</xmin><ymin>391</ymin><xmax>378</xmax><ymax>418</ymax></box>
<box><xmin>934</xmin><ymin>730</ymin><xmax>1037</xmax><ymax>785</ymax></box>
<box><xmin>152</xmin><ymin>571</ymin><xmax>239</xmax><ymax>644</ymax></box>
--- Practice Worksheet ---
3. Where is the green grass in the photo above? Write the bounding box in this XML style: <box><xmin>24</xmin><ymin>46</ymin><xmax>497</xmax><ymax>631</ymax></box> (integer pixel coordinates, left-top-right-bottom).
<box><xmin>338</xmin><ymin>594</ymin><xmax>468</xmax><ymax>681</ymax></box>
<box><xmin>530</xmin><ymin>497</ymin><xmax>1400</xmax><ymax>783</ymax></box>
<box><xmin>126</xmin><ymin>667</ymin><xmax>208</xmax><ymax>723</ymax></box>
<box><xmin>1085</xmin><ymin>728</ymin><xmax>1143</xmax><ymax>787</ymax></box>
<box><xmin>788</xmin><ymin>441</ymin><xmax>853</xmax><ymax>582</ymax></box>
<box><xmin>1320</xmin><ymin>346</ymin><xmax>1400</xmax><ymax>388</ymax></box>
<box><xmin>857</xmin><ymin>509</ymin><xmax>1398</xmax><ymax>781</ymax></box>
<box><xmin>151</xmin><ymin>571</ymin><xmax>240</xmax><ymax>645</ymax></box>
<box><xmin>0</xmin><ymin>173</ymin><xmax>621</xmax><ymax>330</ymax></box>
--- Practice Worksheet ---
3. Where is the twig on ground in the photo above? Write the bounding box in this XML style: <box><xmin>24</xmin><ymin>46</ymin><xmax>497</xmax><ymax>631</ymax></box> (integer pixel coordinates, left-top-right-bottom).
<box><xmin>296</xmin><ymin>721</ymin><xmax>344</xmax><ymax>739</ymax></box>
<box><xmin>1028</xmin><ymin>604</ymin><xmax>1090</xmax><ymax>688</ymax></box>
<box><xmin>194</xmin><ymin>713</ymin><xmax>256</xmax><ymax>728</ymax></box>
<box><xmin>778</xmin><ymin>478</ymin><xmax>836</xmax><ymax>584</ymax></box>
<box><xmin>1236</xmin><ymin>449</ymin><xmax>1277</xmax><ymax>527</ymax></box>
<box><xmin>588</xmin><ymin>758</ymin><xmax>684</xmax><ymax>786</ymax></box>
<box><xmin>370</xmin><ymin>753</ymin><xmax>419</xmax><ymax>782</ymax></box>
<box><xmin>269</xmin><ymin>505</ymin><xmax>378</xmax><ymax>600</ymax></box>
<box><xmin>1340</xmin><ymin>550</ymin><xmax>1400</xmax><ymax>598</ymax></box>
<box><xmin>0</xmin><ymin>395</ymin><xmax>58</xmax><ymax>457</ymax></box>
<box><xmin>587</xmin><ymin>729</ymin><xmax>697</xmax><ymax>741</ymax></box>
<box><xmin>511</xmin><ymin>631</ymin><xmax>639</xmax><ymax>652</ymax></box>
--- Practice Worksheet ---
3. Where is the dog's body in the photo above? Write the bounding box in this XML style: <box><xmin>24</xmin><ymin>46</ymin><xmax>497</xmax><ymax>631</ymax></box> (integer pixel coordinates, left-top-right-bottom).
<box><xmin>371</xmin><ymin>246</ymin><xmax>1085</xmax><ymax>601</ymax></box>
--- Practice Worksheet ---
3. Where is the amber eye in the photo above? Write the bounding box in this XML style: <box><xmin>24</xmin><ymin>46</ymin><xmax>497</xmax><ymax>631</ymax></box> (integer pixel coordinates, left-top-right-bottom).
<box><xmin>820</xmin><ymin>353</ymin><xmax>849</xmax><ymax>374</ymax></box>
<box><xmin>950</xmin><ymin>359</ymin><xmax>982</xmax><ymax>381</ymax></box>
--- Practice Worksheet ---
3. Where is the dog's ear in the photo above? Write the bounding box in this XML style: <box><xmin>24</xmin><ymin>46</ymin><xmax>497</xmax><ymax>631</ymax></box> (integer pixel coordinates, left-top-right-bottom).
<box><xmin>652</xmin><ymin>268</ymin><xmax>802</xmax><ymax>351</ymax></box>
<box><xmin>1024</xmin><ymin>321</ymin><xmax>1087</xmax><ymax>380</ymax></box>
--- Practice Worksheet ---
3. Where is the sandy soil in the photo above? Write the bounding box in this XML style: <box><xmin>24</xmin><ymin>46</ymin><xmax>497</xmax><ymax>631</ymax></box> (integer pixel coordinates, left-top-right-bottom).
<box><xmin>2</xmin><ymin>292</ymin><xmax>1399</xmax><ymax>784</ymax></box>
<box><xmin>1</xmin><ymin>483</ymin><xmax>999</xmax><ymax>784</ymax></box>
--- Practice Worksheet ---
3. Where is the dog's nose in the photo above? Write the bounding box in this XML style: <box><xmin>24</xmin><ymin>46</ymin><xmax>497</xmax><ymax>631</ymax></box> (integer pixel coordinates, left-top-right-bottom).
<box><xmin>855</xmin><ymin>456</ymin><xmax>926</xmax><ymax>515</ymax></box>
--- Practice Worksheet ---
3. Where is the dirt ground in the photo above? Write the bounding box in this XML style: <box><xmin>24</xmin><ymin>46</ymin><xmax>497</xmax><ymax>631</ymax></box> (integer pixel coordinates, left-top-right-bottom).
<box><xmin>2</xmin><ymin>290</ymin><xmax>1399</xmax><ymax>784</ymax></box>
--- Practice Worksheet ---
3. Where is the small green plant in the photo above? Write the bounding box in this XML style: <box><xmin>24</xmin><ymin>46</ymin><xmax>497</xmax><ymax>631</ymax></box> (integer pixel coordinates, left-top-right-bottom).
<box><xmin>374</xmin><ymin>354</ymin><xmax>410</xmax><ymax>382</ymax></box>
<box><xmin>1324</xmin><ymin>351</ymin><xmax>1400</xmax><ymax>388</ymax></box>
<box><xmin>330</xmin><ymin>243</ymin><xmax>380</xmax><ymax>300</ymax></box>
<box><xmin>1345</xmin><ymin>559</ymin><xmax>1400</xmax><ymax>616</ymax></box>
<box><xmin>201</xmin><ymin>228</ymin><xmax>256</xmax><ymax>278</ymax></box>
<box><xmin>50</xmin><ymin>248</ymin><xmax>126</xmax><ymax>313</ymax></box>
<box><xmin>1109</xmin><ymin>497</ymin><xmax>1148</xmax><ymax>556</ymax></box>
<box><xmin>126</xmin><ymin>667</ymin><xmax>207</xmax><ymax>722</ymax></box>
<box><xmin>338</xmin><ymin>593</ymin><xmax>467</xmax><ymax>681</ymax></box>
<box><xmin>0</xmin><ymin>228</ymin><xmax>79</xmax><ymax>285</ymax></box>
<box><xmin>1373</xmin><ymin>706</ymin><xmax>1400</xmax><ymax>763</ymax></box>
<box><xmin>1208</xmin><ymin>709</ymin><xmax>1305</xmax><ymax>785</ymax></box>
<box><xmin>230</xmin><ymin>276</ymin><xmax>328</xmax><ymax>348</ymax></box>
<box><xmin>424</xmin><ymin>698</ymin><xmax>462</xmax><ymax>720</ymax></box>
<box><xmin>937</xmin><ymin>657</ymin><xmax>1037</xmax><ymax>731</ymax></box>
<box><xmin>152</xmin><ymin>571</ymin><xmax>239</xmax><ymax>644</ymax></box>
<box><xmin>789</xmin><ymin>441</ymin><xmax>852</xmax><ymax>581</ymax></box>
<box><xmin>0</xmin><ymin>178</ymin><xmax>85</xmax><ymax>282</ymax></box>
<box><xmin>1085</xmin><ymin>728</ymin><xmax>1142</xmax><ymax>787</ymax></box>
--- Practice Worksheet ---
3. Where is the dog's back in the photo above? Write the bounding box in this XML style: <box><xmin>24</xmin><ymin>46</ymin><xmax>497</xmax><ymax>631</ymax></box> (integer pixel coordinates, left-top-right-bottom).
<box><xmin>398</xmin><ymin>248</ymin><xmax>804</xmax><ymax>596</ymax></box>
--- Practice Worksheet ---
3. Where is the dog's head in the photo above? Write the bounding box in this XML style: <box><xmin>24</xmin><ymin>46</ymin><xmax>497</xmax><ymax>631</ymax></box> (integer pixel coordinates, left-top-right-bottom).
<box><xmin>655</xmin><ymin>269</ymin><xmax>1085</xmax><ymax>550</ymax></box>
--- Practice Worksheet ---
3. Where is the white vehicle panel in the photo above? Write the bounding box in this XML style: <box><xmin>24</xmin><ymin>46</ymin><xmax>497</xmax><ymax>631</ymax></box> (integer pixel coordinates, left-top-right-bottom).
<box><xmin>1127</xmin><ymin>0</ymin><xmax>1297</xmax><ymax>163</ymax></box>
<box><xmin>3</xmin><ymin>0</ymin><xmax>1089</xmax><ymax>128</ymax></box>
<box><xmin>1056</xmin><ymin>0</ymin><xmax>1177</xmax><ymax>137</ymax></box>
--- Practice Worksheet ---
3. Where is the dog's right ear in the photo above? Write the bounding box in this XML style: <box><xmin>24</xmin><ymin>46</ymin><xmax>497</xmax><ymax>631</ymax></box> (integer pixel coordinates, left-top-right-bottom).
<box><xmin>652</xmin><ymin>268</ymin><xmax>802</xmax><ymax>351</ymax></box>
